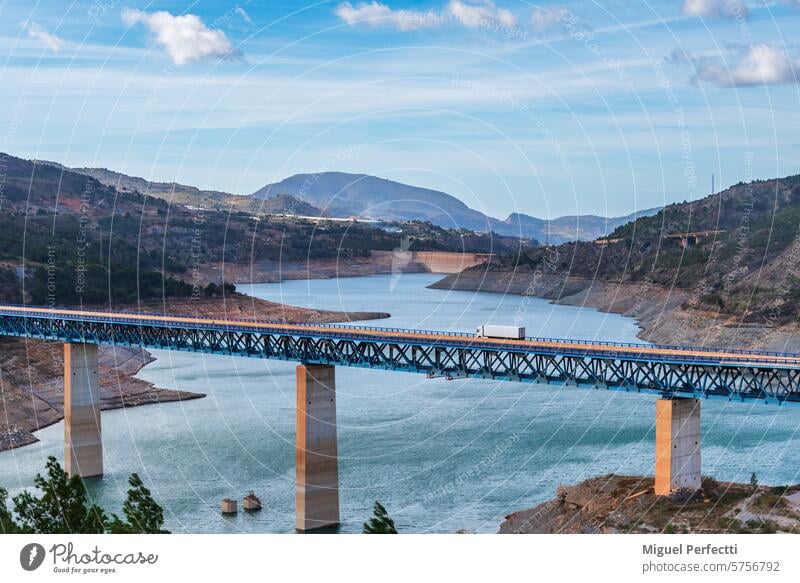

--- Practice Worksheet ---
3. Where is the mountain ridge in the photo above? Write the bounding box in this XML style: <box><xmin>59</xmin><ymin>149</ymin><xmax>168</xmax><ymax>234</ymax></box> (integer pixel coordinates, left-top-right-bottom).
<box><xmin>36</xmin><ymin>160</ymin><xmax>248</xmax><ymax>211</ymax></box>
<box><xmin>252</xmin><ymin>171</ymin><xmax>662</xmax><ymax>243</ymax></box>
<box><xmin>37</xmin><ymin>161</ymin><xmax>660</xmax><ymax>243</ymax></box>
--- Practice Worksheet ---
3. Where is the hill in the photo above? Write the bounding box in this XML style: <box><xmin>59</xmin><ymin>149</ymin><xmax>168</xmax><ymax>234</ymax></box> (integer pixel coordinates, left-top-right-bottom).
<box><xmin>432</xmin><ymin>173</ymin><xmax>800</xmax><ymax>349</ymax></box>
<box><xmin>37</xmin><ymin>165</ymin><xmax>658</xmax><ymax>243</ymax></box>
<box><xmin>503</xmin><ymin>207</ymin><xmax>661</xmax><ymax>244</ymax></box>
<box><xmin>38</xmin><ymin>161</ymin><xmax>248</xmax><ymax>212</ymax></box>
<box><xmin>0</xmin><ymin>153</ymin><xmax>245</xmax><ymax>306</ymax></box>
<box><xmin>0</xmin><ymin>152</ymin><xmax>532</xmax><ymax>308</ymax></box>
<box><xmin>256</xmin><ymin>194</ymin><xmax>323</xmax><ymax>216</ymax></box>
<box><xmin>251</xmin><ymin>171</ymin><xmax>494</xmax><ymax>230</ymax></box>
<box><xmin>251</xmin><ymin>171</ymin><xmax>658</xmax><ymax>243</ymax></box>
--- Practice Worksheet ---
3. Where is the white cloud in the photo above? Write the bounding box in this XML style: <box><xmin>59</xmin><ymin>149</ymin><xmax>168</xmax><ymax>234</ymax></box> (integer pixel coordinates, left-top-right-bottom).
<box><xmin>446</xmin><ymin>0</ymin><xmax>517</xmax><ymax>28</ymax></box>
<box><xmin>676</xmin><ymin>44</ymin><xmax>799</xmax><ymax>87</ymax></box>
<box><xmin>681</xmin><ymin>0</ymin><xmax>748</xmax><ymax>20</ymax></box>
<box><xmin>22</xmin><ymin>21</ymin><xmax>65</xmax><ymax>52</ymax></box>
<box><xmin>334</xmin><ymin>1</ymin><xmax>517</xmax><ymax>31</ymax></box>
<box><xmin>530</xmin><ymin>6</ymin><xmax>567</xmax><ymax>32</ymax></box>
<box><xmin>334</xmin><ymin>2</ymin><xmax>441</xmax><ymax>31</ymax></box>
<box><xmin>122</xmin><ymin>8</ymin><xmax>236</xmax><ymax>65</ymax></box>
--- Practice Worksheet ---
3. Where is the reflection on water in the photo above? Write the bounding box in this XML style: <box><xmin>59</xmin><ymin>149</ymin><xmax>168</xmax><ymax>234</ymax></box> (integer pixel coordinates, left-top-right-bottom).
<box><xmin>1</xmin><ymin>274</ymin><xmax>799</xmax><ymax>532</ymax></box>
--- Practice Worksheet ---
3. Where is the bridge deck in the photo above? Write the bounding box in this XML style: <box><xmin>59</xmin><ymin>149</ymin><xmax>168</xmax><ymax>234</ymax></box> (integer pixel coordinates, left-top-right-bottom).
<box><xmin>4</xmin><ymin>305</ymin><xmax>800</xmax><ymax>403</ymax></box>
<box><xmin>1</xmin><ymin>304</ymin><xmax>797</xmax><ymax>368</ymax></box>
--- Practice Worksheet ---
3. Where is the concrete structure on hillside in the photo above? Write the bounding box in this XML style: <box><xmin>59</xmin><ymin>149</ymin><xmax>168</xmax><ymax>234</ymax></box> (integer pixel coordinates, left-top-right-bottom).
<box><xmin>409</xmin><ymin>251</ymin><xmax>491</xmax><ymax>274</ymax></box>
<box><xmin>593</xmin><ymin>237</ymin><xmax>623</xmax><ymax>246</ymax></box>
<box><xmin>665</xmin><ymin>230</ymin><xmax>725</xmax><ymax>249</ymax></box>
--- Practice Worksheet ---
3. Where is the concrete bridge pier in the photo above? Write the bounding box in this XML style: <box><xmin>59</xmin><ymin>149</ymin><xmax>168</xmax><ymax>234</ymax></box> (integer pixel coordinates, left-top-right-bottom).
<box><xmin>295</xmin><ymin>363</ymin><xmax>340</xmax><ymax>531</ymax></box>
<box><xmin>64</xmin><ymin>343</ymin><xmax>103</xmax><ymax>478</ymax></box>
<box><xmin>655</xmin><ymin>397</ymin><xmax>701</xmax><ymax>495</ymax></box>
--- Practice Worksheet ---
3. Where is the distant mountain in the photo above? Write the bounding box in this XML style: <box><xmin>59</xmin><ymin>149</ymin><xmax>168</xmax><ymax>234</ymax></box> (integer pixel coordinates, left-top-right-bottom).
<box><xmin>503</xmin><ymin>207</ymin><xmax>662</xmax><ymax>244</ymax></box>
<box><xmin>251</xmin><ymin>172</ymin><xmax>494</xmax><ymax>231</ymax></box>
<box><xmin>251</xmin><ymin>171</ymin><xmax>660</xmax><ymax>243</ymax></box>
<box><xmin>37</xmin><ymin>163</ymin><xmax>659</xmax><ymax>243</ymax></box>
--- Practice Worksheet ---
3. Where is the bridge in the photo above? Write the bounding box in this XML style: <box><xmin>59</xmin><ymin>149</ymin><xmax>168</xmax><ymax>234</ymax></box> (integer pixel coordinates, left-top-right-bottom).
<box><xmin>2</xmin><ymin>305</ymin><xmax>800</xmax><ymax>530</ymax></box>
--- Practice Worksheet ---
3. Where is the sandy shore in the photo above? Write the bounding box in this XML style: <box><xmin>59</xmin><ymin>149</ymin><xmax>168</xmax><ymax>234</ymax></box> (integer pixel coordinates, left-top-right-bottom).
<box><xmin>0</xmin><ymin>293</ymin><xmax>389</xmax><ymax>452</ymax></box>
<box><xmin>429</xmin><ymin>270</ymin><xmax>800</xmax><ymax>352</ymax></box>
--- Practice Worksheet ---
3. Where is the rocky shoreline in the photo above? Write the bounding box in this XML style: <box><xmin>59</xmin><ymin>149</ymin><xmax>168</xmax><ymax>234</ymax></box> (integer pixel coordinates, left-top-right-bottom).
<box><xmin>0</xmin><ymin>293</ymin><xmax>389</xmax><ymax>453</ymax></box>
<box><xmin>429</xmin><ymin>270</ymin><xmax>800</xmax><ymax>353</ymax></box>
<box><xmin>499</xmin><ymin>474</ymin><xmax>800</xmax><ymax>534</ymax></box>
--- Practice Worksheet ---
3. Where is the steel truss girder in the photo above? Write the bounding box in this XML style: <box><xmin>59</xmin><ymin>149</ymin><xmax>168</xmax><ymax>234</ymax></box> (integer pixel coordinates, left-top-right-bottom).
<box><xmin>2</xmin><ymin>314</ymin><xmax>800</xmax><ymax>405</ymax></box>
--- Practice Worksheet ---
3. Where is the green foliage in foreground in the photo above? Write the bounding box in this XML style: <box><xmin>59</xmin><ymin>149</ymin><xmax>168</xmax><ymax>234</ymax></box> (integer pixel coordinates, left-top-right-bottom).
<box><xmin>363</xmin><ymin>501</ymin><xmax>397</xmax><ymax>534</ymax></box>
<box><xmin>0</xmin><ymin>487</ymin><xmax>20</xmax><ymax>534</ymax></box>
<box><xmin>106</xmin><ymin>473</ymin><xmax>168</xmax><ymax>534</ymax></box>
<box><xmin>11</xmin><ymin>457</ymin><xmax>107</xmax><ymax>533</ymax></box>
<box><xmin>0</xmin><ymin>456</ymin><xmax>168</xmax><ymax>534</ymax></box>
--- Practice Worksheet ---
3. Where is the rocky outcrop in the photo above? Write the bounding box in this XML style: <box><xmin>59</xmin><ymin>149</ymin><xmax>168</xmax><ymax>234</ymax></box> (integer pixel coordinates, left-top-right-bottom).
<box><xmin>499</xmin><ymin>474</ymin><xmax>800</xmax><ymax>534</ymax></box>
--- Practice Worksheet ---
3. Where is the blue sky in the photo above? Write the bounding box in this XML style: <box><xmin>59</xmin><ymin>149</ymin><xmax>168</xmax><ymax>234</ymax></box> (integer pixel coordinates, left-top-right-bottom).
<box><xmin>1</xmin><ymin>1</ymin><xmax>799</xmax><ymax>219</ymax></box>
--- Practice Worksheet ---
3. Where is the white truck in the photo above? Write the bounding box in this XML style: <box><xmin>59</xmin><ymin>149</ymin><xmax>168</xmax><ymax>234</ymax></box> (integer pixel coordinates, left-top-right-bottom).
<box><xmin>476</xmin><ymin>325</ymin><xmax>525</xmax><ymax>339</ymax></box>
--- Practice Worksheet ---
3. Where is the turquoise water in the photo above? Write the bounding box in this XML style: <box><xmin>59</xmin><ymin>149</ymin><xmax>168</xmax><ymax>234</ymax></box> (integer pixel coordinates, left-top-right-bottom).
<box><xmin>1</xmin><ymin>273</ymin><xmax>800</xmax><ymax>533</ymax></box>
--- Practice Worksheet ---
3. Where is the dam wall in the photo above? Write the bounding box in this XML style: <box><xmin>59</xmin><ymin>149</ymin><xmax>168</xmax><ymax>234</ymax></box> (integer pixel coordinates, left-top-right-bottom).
<box><xmin>409</xmin><ymin>251</ymin><xmax>491</xmax><ymax>274</ymax></box>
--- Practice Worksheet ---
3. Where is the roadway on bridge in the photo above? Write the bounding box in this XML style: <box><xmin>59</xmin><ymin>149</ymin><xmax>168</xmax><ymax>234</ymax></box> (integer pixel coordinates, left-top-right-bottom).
<box><xmin>2</xmin><ymin>305</ymin><xmax>798</xmax><ymax>368</ymax></box>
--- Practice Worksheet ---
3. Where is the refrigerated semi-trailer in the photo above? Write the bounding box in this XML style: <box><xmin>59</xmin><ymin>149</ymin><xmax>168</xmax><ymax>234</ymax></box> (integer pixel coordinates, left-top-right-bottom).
<box><xmin>475</xmin><ymin>325</ymin><xmax>525</xmax><ymax>339</ymax></box>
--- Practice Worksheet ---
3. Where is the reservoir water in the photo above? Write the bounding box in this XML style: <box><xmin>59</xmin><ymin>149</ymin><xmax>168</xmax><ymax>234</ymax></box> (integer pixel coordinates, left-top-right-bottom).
<box><xmin>1</xmin><ymin>273</ymin><xmax>800</xmax><ymax>532</ymax></box>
